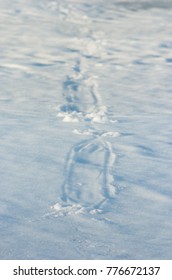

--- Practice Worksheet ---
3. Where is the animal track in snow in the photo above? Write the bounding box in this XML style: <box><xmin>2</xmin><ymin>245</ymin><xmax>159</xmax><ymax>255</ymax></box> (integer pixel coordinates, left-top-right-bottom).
<box><xmin>52</xmin><ymin>134</ymin><xmax>118</xmax><ymax>216</ymax></box>
<box><xmin>52</xmin><ymin>21</ymin><xmax>120</xmax><ymax>217</ymax></box>
<box><xmin>57</xmin><ymin>72</ymin><xmax>107</xmax><ymax>123</ymax></box>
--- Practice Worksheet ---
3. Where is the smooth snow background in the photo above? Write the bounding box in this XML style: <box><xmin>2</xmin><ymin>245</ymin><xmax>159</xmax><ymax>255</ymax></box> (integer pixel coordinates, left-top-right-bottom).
<box><xmin>0</xmin><ymin>0</ymin><xmax>172</xmax><ymax>259</ymax></box>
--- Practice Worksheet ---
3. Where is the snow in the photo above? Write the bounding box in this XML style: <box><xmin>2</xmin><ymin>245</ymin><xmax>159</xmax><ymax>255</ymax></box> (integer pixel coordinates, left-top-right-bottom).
<box><xmin>0</xmin><ymin>0</ymin><xmax>172</xmax><ymax>259</ymax></box>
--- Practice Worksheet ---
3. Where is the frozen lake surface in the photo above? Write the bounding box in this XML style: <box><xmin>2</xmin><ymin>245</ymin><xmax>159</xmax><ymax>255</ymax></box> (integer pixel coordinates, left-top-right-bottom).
<box><xmin>0</xmin><ymin>0</ymin><xmax>172</xmax><ymax>259</ymax></box>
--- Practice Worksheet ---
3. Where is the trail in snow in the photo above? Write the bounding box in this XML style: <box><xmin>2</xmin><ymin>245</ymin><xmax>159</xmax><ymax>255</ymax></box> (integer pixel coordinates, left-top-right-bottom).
<box><xmin>52</xmin><ymin>5</ymin><xmax>119</xmax><ymax>216</ymax></box>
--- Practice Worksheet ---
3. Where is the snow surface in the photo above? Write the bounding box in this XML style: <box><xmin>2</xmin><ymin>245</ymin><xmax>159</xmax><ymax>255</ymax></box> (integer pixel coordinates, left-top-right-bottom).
<box><xmin>0</xmin><ymin>0</ymin><xmax>172</xmax><ymax>259</ymax></box>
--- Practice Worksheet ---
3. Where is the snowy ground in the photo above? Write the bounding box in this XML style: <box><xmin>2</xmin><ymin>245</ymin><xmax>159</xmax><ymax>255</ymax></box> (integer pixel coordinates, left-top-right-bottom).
<box><xmin>0</xmin><ymin>0</ymin><xmax>172</xmax><ymax>259</ymax></box>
